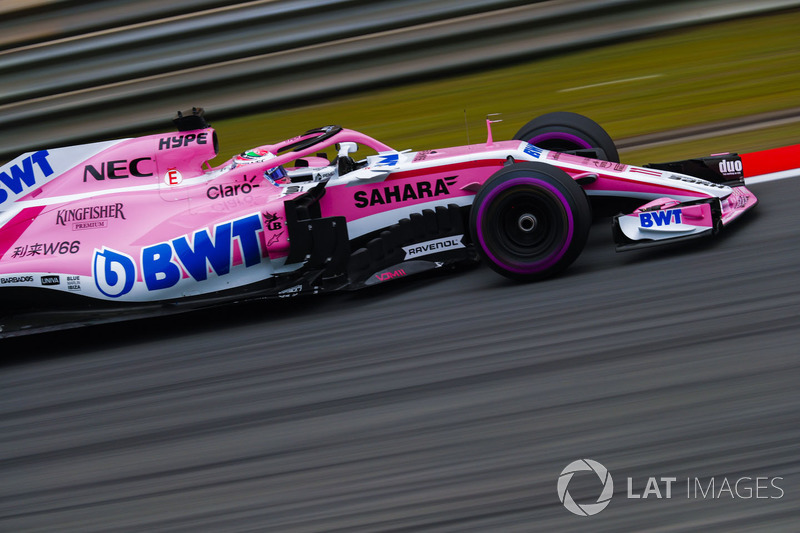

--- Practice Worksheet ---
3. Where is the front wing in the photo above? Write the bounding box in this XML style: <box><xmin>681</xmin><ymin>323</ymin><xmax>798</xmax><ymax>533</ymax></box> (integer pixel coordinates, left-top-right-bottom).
<box><xmin>612</xmin><ymin>185</ymin><xmax>757</xmax><ymax>251</ymax></box>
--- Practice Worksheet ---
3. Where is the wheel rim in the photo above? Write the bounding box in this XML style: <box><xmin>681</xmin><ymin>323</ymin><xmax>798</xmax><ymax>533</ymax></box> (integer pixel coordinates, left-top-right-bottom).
<box><xmin>517</xmin><ymin>213</ymin><xmax>537</xmax><ymax>232</ymax></box>
<box><xmin>476</xmin><ymin>177</ymin><xmax>574</xmax><ymax>274</ymax></box>
<box><xmin>493</xmin><ymin>189</ymin><xmax>563</xmax><ymax>258</ymax></box>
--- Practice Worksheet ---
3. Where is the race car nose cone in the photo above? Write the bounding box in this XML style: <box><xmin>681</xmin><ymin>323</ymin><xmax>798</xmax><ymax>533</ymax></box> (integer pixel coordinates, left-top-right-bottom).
<box><xmin>518</xmin><ymin>213</ymin><xmax>537</xmax><ymax>232</ymax></box>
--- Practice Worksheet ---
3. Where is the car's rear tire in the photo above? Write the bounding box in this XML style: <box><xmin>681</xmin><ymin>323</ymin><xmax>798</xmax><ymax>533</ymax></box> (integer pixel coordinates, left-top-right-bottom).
<box><xmin>513</xmin><ymin>111</ymin><xmax>619</xmax><ymax>163</ymax></box>
<box><xmin>470</xmin><ymin>162</ymin><xmax>591</xmax><ymax>281</ymax></box>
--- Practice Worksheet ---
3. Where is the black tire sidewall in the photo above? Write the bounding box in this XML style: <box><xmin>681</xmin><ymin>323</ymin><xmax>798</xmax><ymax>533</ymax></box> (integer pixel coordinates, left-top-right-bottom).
<box><xmin>513</xmin><ymin>111</ymin><xmax>619</xmax><ymax>163</ymax></box>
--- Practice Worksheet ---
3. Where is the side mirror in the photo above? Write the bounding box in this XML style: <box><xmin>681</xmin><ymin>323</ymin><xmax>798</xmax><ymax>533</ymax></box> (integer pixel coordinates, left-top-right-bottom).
<box><xmin>337</xmin><ymin>142</ymin><xmax>358</xmax><ymax>158</ymax></box>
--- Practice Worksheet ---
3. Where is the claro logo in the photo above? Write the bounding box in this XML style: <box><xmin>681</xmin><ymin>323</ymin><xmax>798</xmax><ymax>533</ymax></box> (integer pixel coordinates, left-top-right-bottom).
<box><xmin>207</xmin><ymin>177</ymin><xmax>260</xmax><ymax>199</ymax></box>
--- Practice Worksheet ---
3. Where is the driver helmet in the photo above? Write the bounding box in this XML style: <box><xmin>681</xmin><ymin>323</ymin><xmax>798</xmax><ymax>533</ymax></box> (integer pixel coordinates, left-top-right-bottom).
<box><xmin>234</xmin><ymin>148</ymin><xmax>288</xmax><ymax>184</ymax></box>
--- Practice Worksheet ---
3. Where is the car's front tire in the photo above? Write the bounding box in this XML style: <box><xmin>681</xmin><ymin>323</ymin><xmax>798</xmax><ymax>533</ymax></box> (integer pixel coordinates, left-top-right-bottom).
<box><xmin>470</xmin><ymin>162</ymin><xmax>591</xmax><ymax>281</ymax></box>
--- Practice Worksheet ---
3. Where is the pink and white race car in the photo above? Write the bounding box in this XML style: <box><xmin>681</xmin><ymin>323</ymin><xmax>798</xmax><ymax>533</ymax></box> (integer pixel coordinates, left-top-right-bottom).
<box><xmin>0</xmin><ymin>108</ymin><xmax>775</xmax><ymax>334</ymax></box>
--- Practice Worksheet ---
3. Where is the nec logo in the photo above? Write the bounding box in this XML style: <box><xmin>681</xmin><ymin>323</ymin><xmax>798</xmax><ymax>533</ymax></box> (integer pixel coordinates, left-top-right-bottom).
<box><xmin>83</xmin><ymin>158</ymin><xmax>154</xmax><ymax>181</ymax></box>
<box><xmin>639</xmin><ymin>209</ymin><xmax>682</xmax><ymax>228</ymax></box>
<box><xmin>0</xmin><ymin>151</ymin><xmax>53</xmax><ymax>205</ymax></box>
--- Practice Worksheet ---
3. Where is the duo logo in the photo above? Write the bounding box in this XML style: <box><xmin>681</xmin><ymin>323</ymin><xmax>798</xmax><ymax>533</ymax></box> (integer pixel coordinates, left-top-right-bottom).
<box><xmin>639</xmin><ymin>208</ymin><xmax>682</xmax><ymax>228</ymax></box>
<box><xmin>0</xmin><ymin>151</ymin><xmax>53</xmax><ymax>206</ymax></box>
<box><xmin>93</xmin><ymin>213</ymin><xmax>264</xmax><ymax>298</ymax></box>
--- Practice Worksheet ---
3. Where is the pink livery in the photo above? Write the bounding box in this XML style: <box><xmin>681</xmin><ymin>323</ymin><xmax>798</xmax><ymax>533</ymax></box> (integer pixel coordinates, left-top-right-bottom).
<box><xmin>0</xmin><ymin>109</ymin><xmax>770</xmax><ymax>335</ymax></box>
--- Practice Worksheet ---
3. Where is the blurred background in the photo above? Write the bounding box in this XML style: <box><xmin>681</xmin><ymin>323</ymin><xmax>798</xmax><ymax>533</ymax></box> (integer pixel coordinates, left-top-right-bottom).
<box><xmin>1</xmin><ymin>0</ymin><xmax>799</xmax><ymax>164</ymax></box>
<box><xmin>1</xmin><ymin>1</ymin><xmax>799</xmax><ymax>531</ymax></box>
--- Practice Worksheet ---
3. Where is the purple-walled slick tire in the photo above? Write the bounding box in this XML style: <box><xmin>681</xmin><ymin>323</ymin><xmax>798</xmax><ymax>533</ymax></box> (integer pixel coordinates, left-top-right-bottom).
<box><xmin>513</xmin><ymin>111</ymin><xmax>619</xmax><ymax>163</ymax></box>
<box><xmin>470</xmin><ymin>162</ymin><xmax>591</xmax><ymax>281</ymax></box>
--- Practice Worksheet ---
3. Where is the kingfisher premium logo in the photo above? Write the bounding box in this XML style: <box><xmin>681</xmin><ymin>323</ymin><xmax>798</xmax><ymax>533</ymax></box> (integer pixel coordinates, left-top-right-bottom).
<box><xmin>56</xmin><ymin>202</ymin><xmax>126</xmax><ymax>230</ymax></box>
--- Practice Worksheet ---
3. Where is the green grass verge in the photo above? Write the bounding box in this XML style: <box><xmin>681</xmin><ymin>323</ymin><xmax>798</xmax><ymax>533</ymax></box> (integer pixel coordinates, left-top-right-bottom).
<box><xmin>211</xmin><ymin>9</ymin><xmax>800</xmax><ymax>166</ymax></box>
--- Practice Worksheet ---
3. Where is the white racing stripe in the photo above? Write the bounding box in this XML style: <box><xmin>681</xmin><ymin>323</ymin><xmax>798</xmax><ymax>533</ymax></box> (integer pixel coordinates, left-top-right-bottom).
<box><xmin>745</xmin><ymin>168</ymin><xmax>800</xmax><ymax>185</ymax></box>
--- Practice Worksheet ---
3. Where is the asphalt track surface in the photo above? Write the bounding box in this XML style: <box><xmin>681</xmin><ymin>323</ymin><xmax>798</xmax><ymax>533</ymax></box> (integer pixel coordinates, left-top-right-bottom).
<box><xmin>1</xmin><ymin>176</ymin><xmax>798</xmax><ymax>531</ymax></box>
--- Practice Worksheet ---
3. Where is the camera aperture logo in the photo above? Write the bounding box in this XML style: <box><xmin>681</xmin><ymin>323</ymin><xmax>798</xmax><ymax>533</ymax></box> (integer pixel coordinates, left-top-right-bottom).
<box><xmin>557</xmin><ymin>459</ymin><xmax>614</xmax><ymax>516</ymax></box>
<box><xmin>557</xmin><ymin>459</ymin><xmax>785</xmax><ymax>517</ymax></box>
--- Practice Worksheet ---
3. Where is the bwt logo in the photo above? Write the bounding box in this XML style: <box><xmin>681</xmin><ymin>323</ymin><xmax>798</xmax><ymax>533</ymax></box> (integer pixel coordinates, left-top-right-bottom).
<box><xmin>557</xmin><ymin>459</ymin><xmax>614</xmax><ymax>516</ymax></box>
<box><xmin>92</xmin><ymin>213</ymin><xmax>264</xmax><ymax>298</ymax></box>
<box><xmin>639</xmin><ymin>208</ymin><xmax>682</xmax><ymax>228</ymax></box>
<box><xmin>0</xmin><ymin>150</ymin><xmax>53</xmax><ymax>205</ymax></box>
<box><xmin>93</xmin><ymin>248</ymin><xmax>136</xmax><ymax>298</ymax></box>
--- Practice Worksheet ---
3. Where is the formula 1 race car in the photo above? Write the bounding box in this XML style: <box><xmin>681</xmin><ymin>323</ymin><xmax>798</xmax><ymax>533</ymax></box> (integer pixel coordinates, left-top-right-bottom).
<box><xmin>0</xmin><ymin>108</ymin><xmax>762</xmax><ymax>335</ymax></box>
